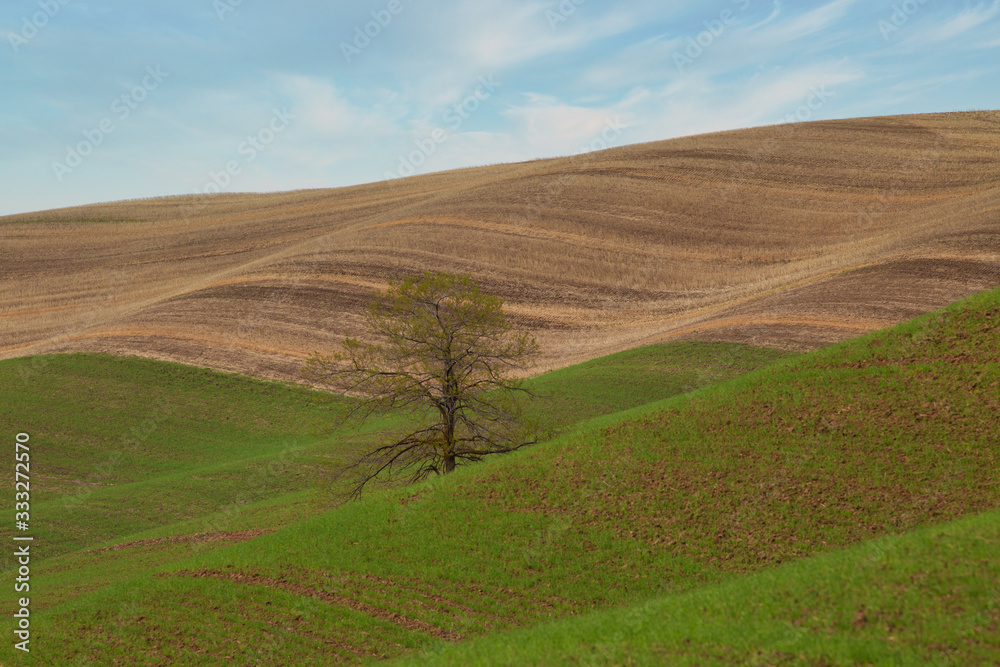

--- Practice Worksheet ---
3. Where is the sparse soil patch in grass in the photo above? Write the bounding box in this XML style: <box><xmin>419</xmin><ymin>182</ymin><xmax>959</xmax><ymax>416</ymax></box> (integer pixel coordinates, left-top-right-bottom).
<box><xmin>78</xmin><ymin>529</ymin><xmax>276</xmax><ymax>555</ymax></box>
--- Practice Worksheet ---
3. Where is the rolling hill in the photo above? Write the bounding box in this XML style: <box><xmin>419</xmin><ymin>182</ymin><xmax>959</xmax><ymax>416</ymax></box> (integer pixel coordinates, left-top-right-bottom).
<box><xmin>0</xmin><ymin>342</ymin><xmax>792</xmax><ymax>566</ymax></box>
<box><xmin>2</xmin><ymin>282</ymin><xmax>997</xmax><ymax>665</ymax></box>
<box><xmin>2</xmin><ymin>111</ymin><xmax>998</xmax><ymax>384</ymax></box>
<box><xmin>2</xmin><ymin>111</ymin><xmax>999</xmax><ymax>664</ymax></box>
<box><xmin>397</xmin><ymin>507</ymin><xmax>1000</xmax><ymax>666</ymax></box>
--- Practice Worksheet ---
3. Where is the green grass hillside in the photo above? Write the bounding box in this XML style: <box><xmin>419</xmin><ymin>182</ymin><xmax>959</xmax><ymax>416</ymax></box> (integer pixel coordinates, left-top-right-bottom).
<box><xmin>398</xmin><ymin>507</ymin><xmax>1000</xmax><ymax>665</ymax></box>
<box><xmin>0</xmin><ymin>342</ymin><xmax>792</xmax><ymax>664</ymax></box>
<box><xmin>2</xmin><ymin>286</ymin><xmax>998</xmax><ymax>665</ymax></box>
<box><xmin>0</xmin><ymin>343</ymin><xmax>789</xmax><ymax>564</ymax></box>
<box><xmin>1</xmin><ymin>354</ymin><xmax>338</xmax><ymax>565</ymax></box>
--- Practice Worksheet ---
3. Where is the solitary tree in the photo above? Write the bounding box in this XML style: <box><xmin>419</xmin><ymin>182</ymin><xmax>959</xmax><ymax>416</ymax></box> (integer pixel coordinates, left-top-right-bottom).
<box><xmin>302</xmin><ymin>272</ymin><xmax>540</xmax><ymax>499</ymax></box>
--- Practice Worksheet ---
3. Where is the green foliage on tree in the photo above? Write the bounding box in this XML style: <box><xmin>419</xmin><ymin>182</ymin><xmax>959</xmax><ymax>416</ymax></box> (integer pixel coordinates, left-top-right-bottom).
<box><xmin>302</xmin><ymin>272</ymin><xmax>541</xmax><ymax>499</ymax></box>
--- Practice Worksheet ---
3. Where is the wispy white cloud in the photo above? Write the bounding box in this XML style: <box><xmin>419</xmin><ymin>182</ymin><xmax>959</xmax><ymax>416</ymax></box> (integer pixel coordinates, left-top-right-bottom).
<box><xmin>450</xmin><ymin>0</ymin><xmax>639</xmax><ymax>71</ymax></box>
<box><xmin>737</xmin><ymin>63</ymin><xmax>861</xmax><ymax>120</ymax></box>
<box><xmin>920</xmin><ymin>0</ymin><xmax>1000</xmax><ymax>42</ymax></box>
<box><xmin>606</xmin><ymin>58</ymin><xmax>855</xmax><ymax>146</ymax></box>
<box><xmin>381</xmin><ymin>0</ymin><xmax>643</xmax><ymax>112</ymax></box>
<box><xmin>894</xmin><ymin>0</ymin><xmax>1000</xmax><ymax>47</ymax></box>
<box><xmin>745</xmin><ymin>1</ymin><xmax>782</xmax><ymax>31</ymax></box>
<box><xmin>887</xmin><ymin>70</ymin><xmax>986</xmax><ymax>94</ymax></box>
<box><xmin>748</xmin><ymin>0</ymin><xmax>859</xmax><ymax>42</ymax></box>
<box><xmin>576</xmin><ymin>34</ymin><xmax>687</xmax><ymax>90</ymax></box>
<box><xmin>500</xmin><ymin>93</ymin><xmax>637</xmax><ymax>157</ymax></box>
<box><xmin>0</xmin><ymin>0</ymin><xmax>997</xmax><ymax>216</ymax></box>
<box><xmin>274</xmin><ymin>74</ymin><xmax>396</xmax><ymax>138</ymax></box>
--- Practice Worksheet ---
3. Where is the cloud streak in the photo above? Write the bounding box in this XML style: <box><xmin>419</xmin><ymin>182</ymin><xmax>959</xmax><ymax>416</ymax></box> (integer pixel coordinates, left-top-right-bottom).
<box><xmin>0</xmin><ymin>0</ymin><xmax>995</xmax><ymax>216</ymax></box>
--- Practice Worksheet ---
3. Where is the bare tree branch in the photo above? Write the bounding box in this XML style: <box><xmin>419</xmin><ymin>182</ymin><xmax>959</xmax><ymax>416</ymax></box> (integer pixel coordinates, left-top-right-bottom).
<box><xmin>302</xmin><ymin>272</ymin><xmax>541</xmax><ymax>501</ymax></box>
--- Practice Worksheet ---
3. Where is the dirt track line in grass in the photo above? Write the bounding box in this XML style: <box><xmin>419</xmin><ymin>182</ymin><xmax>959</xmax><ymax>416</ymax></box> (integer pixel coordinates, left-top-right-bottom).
<box><xmin>339</xmin><ymin>572</ymin><xmax>509</xmax><ymax>626</ymax></box>
<box><xmin>169</xmin><ymin>568</ymin><xmax>464</xmax><ymax>642</ymax></box>
<box><xmin>78</xmin><ymin>529</ymin><xmax>276</xmax><ymax>555</ymax></box>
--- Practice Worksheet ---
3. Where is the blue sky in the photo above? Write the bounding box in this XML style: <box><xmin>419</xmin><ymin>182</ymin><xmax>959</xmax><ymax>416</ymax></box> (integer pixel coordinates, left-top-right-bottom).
<box><xmin>1</xmin><ymin>0</ymin><xmax>998</xmax><ymax>216</ymax></box>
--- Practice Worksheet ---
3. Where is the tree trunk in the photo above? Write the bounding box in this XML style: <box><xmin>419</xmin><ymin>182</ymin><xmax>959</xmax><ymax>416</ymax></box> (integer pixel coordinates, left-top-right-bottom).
<box><xmin>444</xmin><ymin>454</ymin><xmax>456</xmax><ymax>473</ymax></box>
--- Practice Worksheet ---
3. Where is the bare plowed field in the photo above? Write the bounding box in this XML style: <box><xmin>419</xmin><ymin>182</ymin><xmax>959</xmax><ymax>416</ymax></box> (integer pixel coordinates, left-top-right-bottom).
<box><xmin>2</xmin><ymin>111</ymin><xmax>998</xmax><ymax>381</ymax></box>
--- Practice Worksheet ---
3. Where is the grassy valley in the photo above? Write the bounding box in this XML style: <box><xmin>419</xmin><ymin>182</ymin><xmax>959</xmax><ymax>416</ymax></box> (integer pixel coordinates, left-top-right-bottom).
<box><xmin>2</xmin><ymin>285</ymin><xmax>997</xmax><ymax>664</ymax></box>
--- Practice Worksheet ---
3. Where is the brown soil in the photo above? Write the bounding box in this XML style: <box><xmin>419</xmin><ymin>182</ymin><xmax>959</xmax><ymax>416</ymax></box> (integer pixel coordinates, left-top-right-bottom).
<box><xmin>78</xmin><ymin>529</ymin><xmax>275</xmax><ymax>555</ymax></box>
<box><xmin>170</xmin><ymin>568</ymin><xmax>463</xmax><ymax>642</ymax></box>
<box><xmin>2</xmin><ymin>111</ymin><xmax>998</xmax><ymax>380</ymax></box>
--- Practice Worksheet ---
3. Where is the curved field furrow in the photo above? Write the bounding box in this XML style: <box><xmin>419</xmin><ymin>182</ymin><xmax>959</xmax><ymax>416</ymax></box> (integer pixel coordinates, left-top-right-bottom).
<box><xmin>1</xmin><ymin>111</ymin><xmax>998</xmax><ymax>381</ymax></box>
<box><xmin>172</xmin><ymin>569</ymin><xmax>465</xmax><ymax>642</ymax></box>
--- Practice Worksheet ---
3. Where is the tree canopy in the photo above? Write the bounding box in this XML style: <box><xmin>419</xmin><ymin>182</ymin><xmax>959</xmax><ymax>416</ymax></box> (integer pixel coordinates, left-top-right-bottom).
<box><xmin>302</xmin><ymin>271</ymin><xmax>540</xmax><ymax>499</ymax></box>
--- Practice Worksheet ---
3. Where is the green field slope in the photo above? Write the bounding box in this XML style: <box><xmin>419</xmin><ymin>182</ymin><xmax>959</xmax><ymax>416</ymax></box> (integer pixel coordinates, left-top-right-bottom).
<box><xmin>1</xmin><ymin>343</ymin><xmax>790</xmax><ymax>562</ymax></box>
<box><xmin>1</xmin><ymin>286</ymin><xmax>997</xmax><ymax>665</ymax></box>
<box><xmin>398</xmin><ymin>507</ymin><xmax>1000</xmax><ymax>666</ymax></box>
<box><xmin>0</xmin><ymin>342</ymin><xmax>793</xmax><ymax>663</ymax></box>
<box><xmin>1</xmin><ymin>354</ymin><xmax>339</xmax><ymax>564</ymax></box>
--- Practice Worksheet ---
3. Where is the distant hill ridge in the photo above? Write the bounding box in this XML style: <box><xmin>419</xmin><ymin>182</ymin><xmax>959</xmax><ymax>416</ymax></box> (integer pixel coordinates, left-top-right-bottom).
<box><xmin>2</xmin><ymin>111</ymin><xmax>998</xmax><ymax>382</ymax></box>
